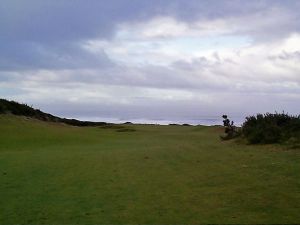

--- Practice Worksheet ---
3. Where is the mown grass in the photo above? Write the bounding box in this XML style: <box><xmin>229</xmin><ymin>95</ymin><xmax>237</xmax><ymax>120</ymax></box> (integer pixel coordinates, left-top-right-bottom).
<box><xmin>0</xmin><ymin>115</ymin><xmax>299</xmax><ymax>224</ymax></box>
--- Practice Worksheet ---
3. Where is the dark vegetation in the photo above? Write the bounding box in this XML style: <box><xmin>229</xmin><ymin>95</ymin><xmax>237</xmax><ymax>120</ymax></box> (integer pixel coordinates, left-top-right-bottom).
<box><xmin>220</xmin><ymin>115</ymin><xmax>241</xmax><ymax>140</ymax></box>
<box><xmin>242</xmin><ymin>112</ymin><xmax>300</xmax><ymax>146</ymax></box>
<box><xmin>0</xmin><ymin>99</ymin><xmax>107</xmax><ymax>127</ymax></box>
<box><xmin>100</xmin><ymin>124</ymin><xmax>136</xmax><ymax>132</ymax></box>
<box><xmin>116</xmin><ymin>128</ymin><xmax>136</xmax><ymax>132</ymax></box>
<box><xmin>221</xmin><ymin>112</ymin><xmax>300</xmax><ymax>147</ymax></box>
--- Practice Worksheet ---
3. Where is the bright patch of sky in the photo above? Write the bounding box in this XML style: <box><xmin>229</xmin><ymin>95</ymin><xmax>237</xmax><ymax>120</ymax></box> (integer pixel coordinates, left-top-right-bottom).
<box><xmin>85</xmin><ymin>32</ymin><xmax>251</xmax><ymax>66</ymax></box>
<box><xmin>81</xmin><ymin>16</ymin><xmax>253</xmax><ymax>66</ymax></box>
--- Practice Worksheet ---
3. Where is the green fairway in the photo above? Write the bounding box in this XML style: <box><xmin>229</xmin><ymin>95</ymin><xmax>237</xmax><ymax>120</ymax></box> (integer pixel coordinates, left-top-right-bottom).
<box><xmin>0</xmin><ymin>115</ymin><xmax>299</xmax><ymax>224</ymax></box>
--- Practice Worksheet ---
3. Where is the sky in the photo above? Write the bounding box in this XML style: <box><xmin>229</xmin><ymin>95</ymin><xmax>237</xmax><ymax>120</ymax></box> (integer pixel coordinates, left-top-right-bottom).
<box><xmin>1</xmin><ymin>0</ymin><xmax>300</xmax><ymax>124</ymax></box>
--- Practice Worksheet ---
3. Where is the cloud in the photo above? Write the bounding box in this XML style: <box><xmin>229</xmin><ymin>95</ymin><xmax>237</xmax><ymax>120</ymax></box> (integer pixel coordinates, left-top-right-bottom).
<box><xmin>1</xmin><ymin>0</ymin><xmax>300</xmax><ymax>71</ymax></box>
<box><xmin>2</xmin><ymin>0</ymin><xmax>299</xmax><ymax>43</ymax></box>
<box><xmin>1</xmin><ymin>0</ymin><xmax>300</xmax><ymax>122</ymax></box>
<box><xmin>1</xmin><ymin>33</ymin><xmax>300</xmax><ymax>109</ymax></box>
<box><xmin>0</xmin><ymin>41</ymin><xmax>114</xmax><ymax>71</ymax></box>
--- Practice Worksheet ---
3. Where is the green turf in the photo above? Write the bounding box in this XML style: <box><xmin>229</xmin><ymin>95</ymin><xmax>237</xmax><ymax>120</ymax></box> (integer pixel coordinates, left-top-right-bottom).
<box><xmin>0</xmin><ymin>115</ymin><xmax>299</xmax><ymax>224</ymax></box>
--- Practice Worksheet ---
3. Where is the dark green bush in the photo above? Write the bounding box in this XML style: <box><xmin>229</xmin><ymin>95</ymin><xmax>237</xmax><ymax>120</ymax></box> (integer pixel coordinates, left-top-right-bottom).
<box><xmin>0</xmin><ymin>104</ymin><xmax>4</xmax><ymax>113</ymax></box>
<box><xmin>242</xmin><ymin>112</ymin><xmax>300</xmax><ymax>145</ymax></box>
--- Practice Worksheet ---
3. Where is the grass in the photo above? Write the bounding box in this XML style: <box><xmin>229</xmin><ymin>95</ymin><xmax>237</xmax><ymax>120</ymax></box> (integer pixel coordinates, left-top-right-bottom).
<box><xmin>0</xmin><ymin>115</ymin><xmax>300</xmax><ymax>224</ymax></box>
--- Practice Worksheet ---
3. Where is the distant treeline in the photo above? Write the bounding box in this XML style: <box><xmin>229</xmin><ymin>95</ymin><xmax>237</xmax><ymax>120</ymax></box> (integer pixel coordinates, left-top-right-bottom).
<box><xmin>0</xmin><ymin>99</ymin><xmax>107</xmax><ymax>126</ymax></box>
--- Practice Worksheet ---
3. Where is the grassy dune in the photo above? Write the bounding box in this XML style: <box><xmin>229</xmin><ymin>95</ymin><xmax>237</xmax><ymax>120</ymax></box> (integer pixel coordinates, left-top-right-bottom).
<box><xmin>0</xmin><ymin>115</ymin><xmax>299</xmax><ymax>224</ymax></box>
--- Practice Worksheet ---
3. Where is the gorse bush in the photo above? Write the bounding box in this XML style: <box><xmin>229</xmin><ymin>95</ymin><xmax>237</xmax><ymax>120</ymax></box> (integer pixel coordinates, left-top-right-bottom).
<box><xmin>0</xmin><ymin>99</ymin><xmax>57</xmax><ymax>120</ymax></box>
<box><xmin>242</xmin><ymin>112</ymin><xmax>300</xmax><ymax>145</ymax></box>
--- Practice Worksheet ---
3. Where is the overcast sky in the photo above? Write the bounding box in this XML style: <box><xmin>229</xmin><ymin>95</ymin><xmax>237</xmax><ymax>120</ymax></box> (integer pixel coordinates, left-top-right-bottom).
<box><xmin>1</xmin><ymin>0</ymin><xmax>300</xmax><ymax>123</ymax></box>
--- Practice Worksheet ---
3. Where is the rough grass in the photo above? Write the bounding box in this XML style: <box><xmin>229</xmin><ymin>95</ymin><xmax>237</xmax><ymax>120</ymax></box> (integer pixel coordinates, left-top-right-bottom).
<box><xmin>0</xmin><ymin>115</ymin><xmax>300</xmax><ymax>224</ymax></box>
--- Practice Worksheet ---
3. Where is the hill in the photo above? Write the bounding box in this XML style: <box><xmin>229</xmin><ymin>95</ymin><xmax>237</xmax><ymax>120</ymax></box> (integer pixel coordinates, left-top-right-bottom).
<box><xmin>0</xmin><ymin>99</ymin><xmax>107</xmax><ymax>126</ymax></box>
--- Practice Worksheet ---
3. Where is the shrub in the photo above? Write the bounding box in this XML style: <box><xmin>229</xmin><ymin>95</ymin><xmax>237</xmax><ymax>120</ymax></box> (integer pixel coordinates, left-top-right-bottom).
<box><xmin>242</xmin><ymin>112</ymin><xmax>300</xmax><ymax>145</ymax></box>
<box><xmin>0</xmin><ymin>104</ymin><xmax>4</xmax><ymax>113</ymax></box>
<box><xmin>220</xmin><ymin>115</ymin><xmax>241</xmax><ymax>140</ymax></box>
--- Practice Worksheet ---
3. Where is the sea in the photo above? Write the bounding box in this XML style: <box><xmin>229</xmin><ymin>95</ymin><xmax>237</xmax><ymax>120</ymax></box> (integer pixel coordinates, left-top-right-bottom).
<box><xmin>77</xmin><ymin>116</ymin><xmax>246</xmax><ymax>126</ymax></box>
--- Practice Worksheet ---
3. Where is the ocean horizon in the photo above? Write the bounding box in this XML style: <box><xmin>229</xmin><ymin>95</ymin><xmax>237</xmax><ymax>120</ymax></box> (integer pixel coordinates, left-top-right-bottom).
<box><xmin>75</xmin><ymin>116</ymin><xmax>246</xmax><ymax>126</ymax></box>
